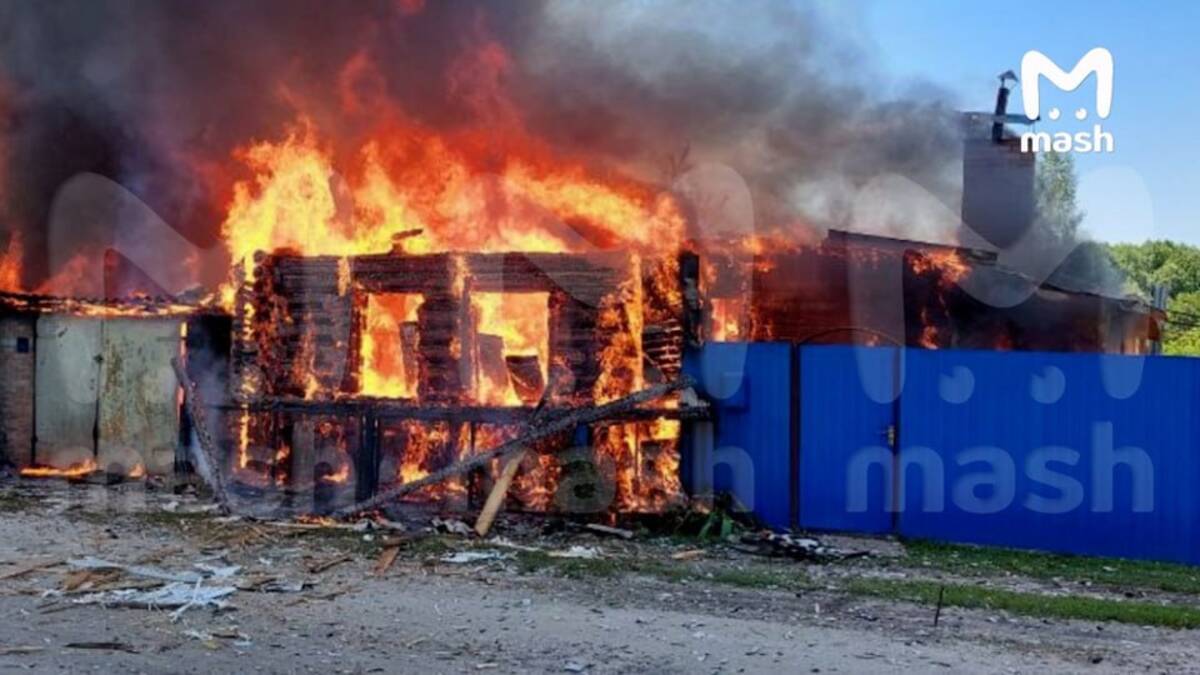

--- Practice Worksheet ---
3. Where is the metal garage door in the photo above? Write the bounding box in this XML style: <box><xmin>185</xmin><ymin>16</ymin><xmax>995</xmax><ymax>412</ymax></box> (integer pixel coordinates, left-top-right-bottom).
<box><xmin>34</xmin><ymin>315</ymin><xmax>102</xmax><ymax>467</ymax></box>
<box><xmin>97</xmin><ymin>318</ymin><xmax>183</xmax><ymax>474</ymax></box>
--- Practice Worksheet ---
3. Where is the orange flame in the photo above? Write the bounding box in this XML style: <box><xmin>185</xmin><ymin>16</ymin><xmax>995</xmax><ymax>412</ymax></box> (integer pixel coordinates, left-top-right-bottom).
<box><xmin>362</xmin><ymin>293</ymin><xmax>422</xmax><ymax>399</ymax></box>
<box><xmin>0</xmin><ymin>231</ymin><xmax>22</xmax><ymax>292</ymax></box>
<box><xmin>219</xmin><ymin>44</ymin><xmax>689</xmax><ymax>512</ymax></box>
<box><xmin>20</xmin><ymin>458</ymin><xmax>99</xmax><ymax>479</ymax></box>
<box><xmin>217</xmin><ymin>116</ymin><xmax>685</xmax><ymax>307</ymax></box>
<box><xmin>909</xmin><ymin>250</ymin><xmax>971</xmax><ymax>350</ymax></box>
<box><xmin>472</xmin><ymin>292</ymin><xmax>549</xmax><ymax>405</ymax></box>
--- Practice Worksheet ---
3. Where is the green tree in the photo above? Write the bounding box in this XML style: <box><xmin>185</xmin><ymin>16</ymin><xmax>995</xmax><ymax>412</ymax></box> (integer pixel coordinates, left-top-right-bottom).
<box><xmin>1034</xmin><ymin>151</ymin><xmax>1084</xmax><ymax>244</ymax></box>
<box><xmin>1032</xmin><ymin>151</ymin><xmax>1126</xmax><ymax>294</ymax></box>
<box><xmin>1106</xmin><ymin>242</ymin><xmax>1200</xmax><ymax>356</ymax></box>
<box><xmin>1164</xmin><ymin>291</ymin><xmax>1200</xmax><ymax>356</ymax></box>
<box><xmin>1108</xmin><ymin>240</ymin><xmax>1200</xmax><ymax>297</ymax></box>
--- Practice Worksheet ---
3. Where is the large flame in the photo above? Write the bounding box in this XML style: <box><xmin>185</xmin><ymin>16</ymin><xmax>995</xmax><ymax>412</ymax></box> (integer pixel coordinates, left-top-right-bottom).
<box><xmin>0</xmin><ymin>231</ymin><xmax>21</xmax><ymax>292</ymax></box>
<box><xmin>212</xmin><ymin>37</ymin><xmax>689</xmax><ymax>513</ymax></box>
<box><xmin>218</xmin><ymin>117</ymin><xmax>685</xmax><ymax>307</ymax></box>
<box><xmin>909</xmin><ymin>250</ymin><xmax>970</xmax><ymax>349</ymax></box>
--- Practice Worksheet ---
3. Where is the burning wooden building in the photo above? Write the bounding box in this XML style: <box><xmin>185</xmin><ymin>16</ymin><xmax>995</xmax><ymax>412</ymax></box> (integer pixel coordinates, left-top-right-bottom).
<box><xmin>0</xmin><ymin>74</ymin><xmax>1163</xmax><ymax>518</ymax></box>
<box><xmin>0</xmin><ymin>223</ymin><xmax>1164</xmax><ymax>512</ymax></box>
<box><xmin>219</xmin><ymin>244</ymin><xmax>692</xmax><ymax>514</ymax></box>
<box><xmin>699</xmin><ymin>230</ymin><xmax>1163</xmax><ymax>354</ymax></box>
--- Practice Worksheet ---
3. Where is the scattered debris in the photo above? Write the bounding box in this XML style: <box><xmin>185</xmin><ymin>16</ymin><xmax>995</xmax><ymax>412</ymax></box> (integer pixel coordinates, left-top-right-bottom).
<box><xmin>73</xmin><ymin>581</ymin><xmax>236</xmax><ymax>620</ymax></box>
<box><xmin>194</xmin><ymin>563</ymin><xmax>242</xmax><ymax>579</ymax></box>
<box><xmin>306</xmin><ymin>555</ymin><xmax>353</xmax><ymax>574</ymax></box>
<box><xmin>0</xmin><ymin>558</ymin><xmax>63</xmax><ymax>580</ymax></box>
<box><xmin>68</xmin><ymin>557</ymin><xmax>204</xmax><ymax>584</ymax></box>
<box><xmin>264</xmin><ymin>517</ymin><xmax>405</xmax><ymax>533</ymax></box>
<box><xmin>184</xmin><ymin>628</ymin><xmax>252</xmax><ymax>646</ymax></box>
<box><xmin>162</xmin><ymin>501</ymin><xmax>223</xmax><ymax>515</ymax></box>
<box><xmin>372</xmin><ymin>518</ymin><xmax>408</xmax><ymax>533</ymax></box>
<box><xmin>737</xmin><ymin>532</ymin><xmax>870</xmax><ymax>562</ymax></box>
<box><xmin>584</xmin><ymin>523</ymin><xmax>634</xmax><ymax>540</ymax></box>
<box><xmin>671</xmin><ymin>549</ymin><xmax>705</xmax><ymax>561</ymax></box>
<box><xmin>487</xmin><ymin>537</ymin><xmax>543</xmax><ymax>553</ymax></box>
<box><xmin>934</xmin><ymin>585</ymin><xmax>946</xmax><ymax>627</ymax></box>
<box><xmin>547</xmin><ymin>546</ymin><xmax>603</xmax><ymax>560</ymax></box>
<box><xmin>59</xmin><ymin>569</ymin><xmax>124</xmax><ymax>593</ymax></box>
<box><xmin>236</xmin><ymin>576</ymin><xmax>309</xmax><ymax>594</ymax></box>
<box><xmin>374</xmin><ymin>546</ymin><xmax>401</xmax><ymax>576</ymax></box>
<box><xmin>64</xmin><ymin>641</ymin><xmax>139</xmax><ymax>654</ymax></box>
<box><xmin>432</xmin><ymin>518</ymin><xmax>474</xmax><ymax>536</ymax></box>
<box><xmin>0</xmin><ymin>646</ymin><xmax>44</xmax><ymax>655</ymax></box>
<box><xmin>440</xmin><ymin>550</ymin><xmax>512</xmax><ymax>565</ymax></box>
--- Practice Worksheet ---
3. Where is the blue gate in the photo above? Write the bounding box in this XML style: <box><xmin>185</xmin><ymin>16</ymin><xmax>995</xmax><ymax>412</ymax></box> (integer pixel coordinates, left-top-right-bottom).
<box><xmin>684</xmin><ymin>342</ymin><xmax>795</xmax><ymax>529</ymax></box>
<box><xmin>798</xmin><ymin>346</ymin><xmax>898</xmax><ymax>534</ymax></box>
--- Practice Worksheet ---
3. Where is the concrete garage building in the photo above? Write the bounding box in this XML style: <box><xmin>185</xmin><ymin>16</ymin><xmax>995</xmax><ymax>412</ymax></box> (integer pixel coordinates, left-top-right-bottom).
<box><xmin>0</xmin><ymin>293</ymin><xmax>222</xmax><ymax>476</ymax></box>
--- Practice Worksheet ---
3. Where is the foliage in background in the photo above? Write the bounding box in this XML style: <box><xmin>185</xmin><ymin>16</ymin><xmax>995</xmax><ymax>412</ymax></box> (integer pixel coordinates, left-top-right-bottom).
<box><xmin>1108</xmin><ymin>240</ymin><xmax>1200</xmax><ymax>297</ymax></box>
<box><xmin>1164</xmin><ymin>291</ymin><xmax>1200</xmax><ymax>356</ymax></box>
<box><xmin>1031</xmin><ymin>152</ymin><xmax>1128</xmax><ymax>294</ymax></box>
<box><xmin>1105</xmin><ymin>241</ymin><xmax>1200</xmax><ymax>355</ymax></box>
<box><xmin>1034</xmin><ymin>151</ymin><xmax>1084</xmax><ymax>245</ymax></box>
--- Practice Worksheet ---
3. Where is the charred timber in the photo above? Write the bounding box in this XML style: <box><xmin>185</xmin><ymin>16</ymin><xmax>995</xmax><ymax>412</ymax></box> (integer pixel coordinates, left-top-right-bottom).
<box><xmin>331</xmin><ymin>376</ymin><xmax>695</xmax><ymax>517</ymax></box>
<box><xmin>213</xmin><ymin>399</ymin><xmax>709</xmax><ymax>423</ymax></box>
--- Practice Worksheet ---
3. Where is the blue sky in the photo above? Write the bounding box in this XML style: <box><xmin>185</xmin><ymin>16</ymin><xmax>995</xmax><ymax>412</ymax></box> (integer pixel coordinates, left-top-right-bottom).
<box><xmin>855</xmin><ymin>0</ymin><xmax>1200</xmax><ymax>245</ymax></box>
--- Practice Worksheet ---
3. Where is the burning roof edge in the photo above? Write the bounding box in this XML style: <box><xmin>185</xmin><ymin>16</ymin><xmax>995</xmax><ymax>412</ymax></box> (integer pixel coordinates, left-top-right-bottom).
<box><xmin>0</xmin><ymin>290</ymin><xmax>226</xmax><ymax>318</ymax></box>
<box><xmin>827</xmin><ymin>229</ymin><xmax>1160</xmax><ymax>316</ymax></box>
<box><xmin>690</xmin><ymin>229</ymin><xmax>1159</xmax><ymax>318</ymax></box>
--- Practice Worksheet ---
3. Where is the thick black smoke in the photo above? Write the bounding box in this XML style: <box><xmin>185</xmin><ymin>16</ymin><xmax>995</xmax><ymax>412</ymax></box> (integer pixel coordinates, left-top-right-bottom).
<box><xmin>0</xmin><ymin>0</ymin><xmax>962</xmax><ymax>286</ymax></box>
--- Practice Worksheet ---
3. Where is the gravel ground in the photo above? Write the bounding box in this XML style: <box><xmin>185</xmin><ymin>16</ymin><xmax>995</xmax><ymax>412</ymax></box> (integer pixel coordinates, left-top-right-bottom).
<box><xmin>0</xmin><ymin>481</ymin><xmax>1196</xmax><ymax>674</ymax></box>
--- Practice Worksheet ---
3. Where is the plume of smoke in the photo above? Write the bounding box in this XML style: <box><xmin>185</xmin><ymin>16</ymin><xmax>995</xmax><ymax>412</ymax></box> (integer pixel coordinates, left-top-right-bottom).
<box><xmin>0</xmin><ymin>0</ymin><xmax>962</xmax><ymax>287</ymax></box>
<box><xmin>515</xmin><ymin>1</ymin><xmax>962</xmax><ymax>238</ymax></box>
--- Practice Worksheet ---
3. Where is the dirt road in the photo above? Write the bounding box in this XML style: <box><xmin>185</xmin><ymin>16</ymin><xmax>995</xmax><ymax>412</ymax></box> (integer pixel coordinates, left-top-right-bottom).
<box><xmin>0</xmin><ymin>483</ymin><xmax>1195</xmax><ymax>673</ymax></box>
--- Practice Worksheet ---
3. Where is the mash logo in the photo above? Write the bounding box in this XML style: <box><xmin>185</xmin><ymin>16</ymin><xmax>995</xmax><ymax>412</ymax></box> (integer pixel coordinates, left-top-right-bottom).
<box><xmin>1019</xmin><ymin>47</ymin><xmax>1115</xmax><ymax>153</ymax></box>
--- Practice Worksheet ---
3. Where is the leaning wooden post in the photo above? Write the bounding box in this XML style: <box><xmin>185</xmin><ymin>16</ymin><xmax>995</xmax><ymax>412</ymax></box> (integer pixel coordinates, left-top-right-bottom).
<box><xmin>171</xmin><ymin>357</ymin><xmax>232</xmax><ymax>513</ymax></box>
<box><xmin>473</xmin><ymin>451</ymin><xmax>528</xmax><ymax>537</ymax></box>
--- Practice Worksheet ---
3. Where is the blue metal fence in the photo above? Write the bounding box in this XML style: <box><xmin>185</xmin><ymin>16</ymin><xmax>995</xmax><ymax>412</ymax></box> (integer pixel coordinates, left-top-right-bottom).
<box><xmin>693</xmin><ymin>342</ymin><xmax>1200</xmax><ymax>565</ymax></box>
<box><xmin>685</xmin><ymin>342</ymin><xmax>794</xmax><ymax>528</ymax></box>
<box><xmin>898</xmin><ymin>348</ymin><xmax>1200</xmax><ymax>564</ymax></box>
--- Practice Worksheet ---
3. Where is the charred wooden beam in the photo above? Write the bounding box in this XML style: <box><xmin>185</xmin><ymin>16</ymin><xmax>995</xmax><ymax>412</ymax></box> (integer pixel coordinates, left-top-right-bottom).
<box><xmin>171</xmin><ymin>357</ymin><xmax>232</xmax><ymax>513</ymax></box>
<box><xmin>212</xmin><ymin>399</ymin><xmax>708</xmax><ymax>423</ymax></box>
<box><xmin>505</xmin><ymin>355</ymin><xmax>544</xmax><ymax>404</ymax></box>
<box><xmin>357</xmin><ymin>412</ymin><xmax>381</xmax><ymax>503</ymax></box>
<box><xmin>331</xmin><ymin>376</ymin><xmax>694</xmax><ymax>517</ymax></box>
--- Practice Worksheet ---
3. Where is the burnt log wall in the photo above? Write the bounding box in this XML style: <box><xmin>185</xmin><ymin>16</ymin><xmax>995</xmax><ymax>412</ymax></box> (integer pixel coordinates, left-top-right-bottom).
<box><xmin>236</xmin><ymin>251</ymin><xmax>647</xmax><ymax>405</ymax></box>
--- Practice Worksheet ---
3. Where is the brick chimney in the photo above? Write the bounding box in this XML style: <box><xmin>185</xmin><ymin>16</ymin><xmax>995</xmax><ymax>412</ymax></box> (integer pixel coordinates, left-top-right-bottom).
<box><xmin>961</xmin><ymin>74</ymin><xmax>1036</xmax><ymax>250</ymax></box>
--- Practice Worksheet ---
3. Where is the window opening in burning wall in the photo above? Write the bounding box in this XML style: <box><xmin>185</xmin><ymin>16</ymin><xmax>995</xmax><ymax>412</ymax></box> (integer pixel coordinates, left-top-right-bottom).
<box><xmin>471</xmin><ymin>291</ymin><xmax>549</xmax><ymax>405</ymax></box>
<box><xmin>710</xmin><ymin>297</ymin><xmax>746</xmax><ymax>342</ymax></box>
<box><xmin>361</xmin><ymin>293</ymin><xmax>422</xmax><ymax>399</ymax></box>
